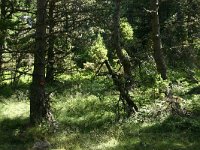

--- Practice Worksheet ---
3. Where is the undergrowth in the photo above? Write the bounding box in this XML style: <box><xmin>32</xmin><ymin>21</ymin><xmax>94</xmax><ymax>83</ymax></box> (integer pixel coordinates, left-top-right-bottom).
<box><xmin>0</xmin><ymin>72</ymin><xmax>200</xmax><ymax>150</ymax></box>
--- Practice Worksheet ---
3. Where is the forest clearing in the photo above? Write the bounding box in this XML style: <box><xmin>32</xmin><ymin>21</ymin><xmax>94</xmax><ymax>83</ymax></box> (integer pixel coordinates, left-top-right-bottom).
<box><xmin>0</xmin><ymin>0</ymin><xmax>200</xmax><ymax>149</ymax></box>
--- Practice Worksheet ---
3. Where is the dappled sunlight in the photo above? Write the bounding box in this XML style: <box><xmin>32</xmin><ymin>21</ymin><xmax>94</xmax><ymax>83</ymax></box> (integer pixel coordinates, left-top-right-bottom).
<box><xmin>54</xmin><ymin>94</ymin><xmax>116</xmax><ymax>132</ymax></box>
<box><xmin>0</xmin><ymin>117</ymin><xmax>30</xmax><ymax>150</ymax></box>
<box><xmin>1</xmin><ymin>88</ymin><xmax>200</xmax><ymax>149</ymax></box>
<box><xmin>91</xmin><ymin>138</ymin><xmax>119</xmax><ymax>150</ymax></box>
<box><xmin>0</xmin><ymin>0</ymin><xmax>200</xmax><ymax>149</ymax></box>
<box><xmin>0</xmin><ymin>101</ymin><xmax>30</xmax><ymax>149</ymax></box>
<box><xmin>0</xmin><ymin>101</ymin><xmax>29</xmax><ymax>119</ymax></box>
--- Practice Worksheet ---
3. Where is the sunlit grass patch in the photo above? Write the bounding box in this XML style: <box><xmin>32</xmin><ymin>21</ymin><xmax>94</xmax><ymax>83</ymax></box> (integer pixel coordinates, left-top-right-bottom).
<box><xmin>0</xmin><ymin>100</ymin><xmax>29</xmax><ymax>120</ymax></box>
<box><xmin>91</xmin><ymin>138</ymin><xmax>119</xmax><ymax>150</ymax></box>
<box><xmin>48</xmin><ymin>124</ymin><xmax>123</xmax><ymax>150</ymax></box>
<box><xmin>54</xmin><ymin>94</ymin><xmax>117</xmax><ymax>131</ymax></box>
<box><xmin>0</xmin><ymin>100</ymin><xmax>30</xmax><ymax>150</ymax></box>
<box><xmin>0</xmin><ymin>70</ymin><xmax>200</xmax><ymax>149</ymax></box>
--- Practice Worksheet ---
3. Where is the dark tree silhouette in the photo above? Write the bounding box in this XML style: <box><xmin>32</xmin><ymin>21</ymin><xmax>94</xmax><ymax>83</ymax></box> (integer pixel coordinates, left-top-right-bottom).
<box><xmin>30</xmin><ymin>0</ymin><xmax>51</xmax><ymax>124</ymax></box>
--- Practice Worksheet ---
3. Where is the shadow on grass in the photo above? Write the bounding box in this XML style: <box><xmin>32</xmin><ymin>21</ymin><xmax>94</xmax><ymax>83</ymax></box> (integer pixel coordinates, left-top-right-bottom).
<box><xmin>57</xmin><ymin>99</ymin><xmax>116</xmax><ymax>133</ymax></box>
<box><xmin>48</xmin><ymin>76</ymin><xmax>113</xmax><ymax>99</ymax></box>
<box><xmin>113</xmin><ymin>113</ymin><xmax>200</xmax><ymax>150</ymax></box>
<box><xmin>0</xmin><ymin>117</ymin><xmax>32</xmax><ymax>150</ymax></box>
<box><xmin>0</xmin><ymin>83</ymin><xmax>30</xmax><ymax>98</ymax></box>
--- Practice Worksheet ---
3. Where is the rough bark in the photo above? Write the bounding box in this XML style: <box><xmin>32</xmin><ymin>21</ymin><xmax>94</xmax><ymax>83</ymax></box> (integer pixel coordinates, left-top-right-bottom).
<box><xmin>114</xmin><ymin>0</ymin><xmax>132</xmax><ymax>86</ymax></box>
<box><xmin>0</xmin><ymin>0</ymin><xmax>6</xmax><ymax>75</ymax></box>
<box><xmin>151</xmin><ymin>0</ymin><xmax>167</xmax><ymax>80</ymax></box>
<box><xmin>30</xmin><ymin>0</ymin><xmax>50</xmax><ymax>124</ymax></box>
<box><xmin>110</xmin><ymin>0</ymin><xmax>138</xmax><ymax>116</ymax></box>
<box><xmin>105</xmin><ymin>60</ymin><xmax>138</xmax><ymax>116</ymax></box>
<box><xmin>187</xmin><ymin>0</ymin><xmax>193</xmax><ymax>43</ymax></box>
<box><xmin>46</xmin><ymin>0</ymin><xmax>56</xmax><ymax>84</ymax></box>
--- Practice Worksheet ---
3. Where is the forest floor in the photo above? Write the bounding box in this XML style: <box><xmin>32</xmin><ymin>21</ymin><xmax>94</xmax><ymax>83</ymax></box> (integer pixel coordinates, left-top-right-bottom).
<box><xmin>0</xmin><ymin>73</ymin><xmax>200</xmax><ymax>150</ymax></box>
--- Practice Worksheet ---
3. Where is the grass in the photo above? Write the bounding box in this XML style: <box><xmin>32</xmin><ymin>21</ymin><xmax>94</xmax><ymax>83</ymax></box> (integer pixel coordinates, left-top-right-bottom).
<box><xmin>0</xmin><ymin>73</ymin><xmax>200</xmax><ymax>150</ymax></box>
<box><xmin>0</xmin><ymin>100</ymin><xmax>30</xmax><ymax>150</ymax></box>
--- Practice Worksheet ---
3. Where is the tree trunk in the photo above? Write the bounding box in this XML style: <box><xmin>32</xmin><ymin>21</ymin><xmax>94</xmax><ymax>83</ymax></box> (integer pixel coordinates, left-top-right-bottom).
<box><xmin>111</xmin><ymin>0</ymin><xmax>138</xmax><ymax>116</ymax></box>
<box><xmin>104</xmin><ymin>60</ymin><xmax>138</xmax><ymax>116</ymax></box>
<box><xmin>151</xmin><ymin>0</ymin><xmax>167</xmax><ymax>80</ymax></box>
<box><xmin>30</xmin><ymin>0</ymin><xmax>50</xmax><ymax>124</ymax></box>
<box><xmin>187</xmin><ymin>0</ymin><xmax>192</xmax><ymax>42</ymax></box>
<box><xmin>46</xmin><ymin>0</ymin><xmax>56</xmax><ymax>84</ymax></box>
<box><xmin>0</xmin><ymin>36</ymin><xmax>3</xmax><ymax>76</ymax></box>
<box><xmin>0</xmin><ymin>0</ymin><xmax>6</xmax><ymax>75</ymax></box>
<box><xmin>114</xmin><ymin>0</ymin><xmax>132</xmax><ymax>88</ymax></box>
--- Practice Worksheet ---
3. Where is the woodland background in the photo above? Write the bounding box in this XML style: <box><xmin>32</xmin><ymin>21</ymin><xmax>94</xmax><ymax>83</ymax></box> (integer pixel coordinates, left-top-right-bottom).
<box><xmin>0</xmin><ymin>0</ymin><xmax>200</xmax><ymax>149</ymax></box>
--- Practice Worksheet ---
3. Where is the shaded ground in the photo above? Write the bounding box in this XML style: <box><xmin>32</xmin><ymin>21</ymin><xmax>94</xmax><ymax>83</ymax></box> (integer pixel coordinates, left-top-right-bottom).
<box><xmin>0</xmin><ymin>76</ymin><xmax>200</xmax><ymax>150</ymax></box>
<box><xmin>1</xmin><ymin>96</ymin><xmax>200</xmax><ymax>150</ymax></box>
<box><xmin>0</xmin><ymin>118</ymin><xmax>31</xmax><ymax>150</ymax></box>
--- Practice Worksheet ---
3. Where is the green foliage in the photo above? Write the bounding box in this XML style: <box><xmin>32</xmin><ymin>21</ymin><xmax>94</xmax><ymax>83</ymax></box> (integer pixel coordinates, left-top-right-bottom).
<box><xmin>120</xmin><ymin>18</ymin><xmax>136</xmax><ymax>53</ymax></box>
<box><xmin>0</xmin><ymin>0</ymin><xmax>200</xmax><ymax>149</ymax></box>
<box><xmin>0</xmin><ymin>19</ymin><xmax>19</xmax><ymax>31</ymax></box>
<box><xmin>194</xmin><ymin>38</ymin><xmax>200</xmax><ymax>64</ymax></box>
<box><xmin>89</xmin><ymin>34</ymin><xmax>108</xmax><ymax>61</ymax></box>
<box><xmin>154</xmin><ymin>76</ymin><xmax>170</xmax><ymax>94</ymax></box>
<box><xmin>120</xmin><ymin>18</ymin><xmax>134</xmax><ymax>42</ymax></box>
<box><xmin>72</xmin><ymin>28</ymin><xmax>107</xmax><ymax>69</ymax></box>
<box><xmin>186</xmin><ymin>94</ymin><xmax>200</xmax><ymax>115</ymax></box>
<box><xmin>84</xmin><ymin>33</ymin><xmax>108</xmax><ymax>69</ymax></box>
<box><xmin>1</xmin><ymin>72</ymin><xmax>200</xmax><ymax>149</ymax></box>
<box><xmin>0</xmin><ymin>84</ymin><xmax>13</xmax><ymax>98</ymax></box>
